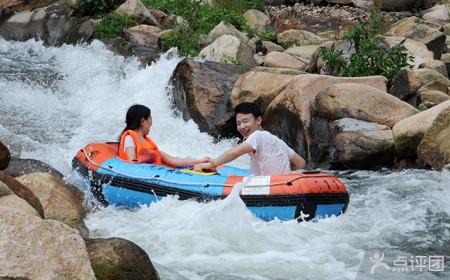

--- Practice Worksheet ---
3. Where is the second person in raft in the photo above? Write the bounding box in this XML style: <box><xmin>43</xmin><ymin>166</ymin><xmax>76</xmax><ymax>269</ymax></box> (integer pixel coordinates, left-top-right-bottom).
<box><xmin>194</xmin><ymin>102</ymin><xmax>306</xmax><ymax>175</ymax></box>
<box><xmin>119</xmin><ymin>104</ymin><xmax>211</xmax><ymax>167</ymax></box>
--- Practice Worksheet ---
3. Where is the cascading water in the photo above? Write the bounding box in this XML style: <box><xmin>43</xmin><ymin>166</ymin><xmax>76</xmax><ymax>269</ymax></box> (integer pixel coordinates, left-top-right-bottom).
<box><xmin>1</xmin><ymin>38</ymin><xmax>449</xmax><ymax>280</ymax></box>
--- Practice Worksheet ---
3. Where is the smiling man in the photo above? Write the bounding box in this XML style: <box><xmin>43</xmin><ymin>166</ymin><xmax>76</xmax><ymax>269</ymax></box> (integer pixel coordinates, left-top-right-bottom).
<box><xmin>194</xmin><ymin>102</ymin><xmax>306</xmax><ymax>175</ymax></box>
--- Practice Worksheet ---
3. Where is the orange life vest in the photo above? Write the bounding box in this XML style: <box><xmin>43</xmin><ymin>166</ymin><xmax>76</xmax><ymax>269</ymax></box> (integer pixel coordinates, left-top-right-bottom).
<box><xmin>119</xmin><ymin>130</ymin><xmax>163</xmax><ymax>165</ymax></box>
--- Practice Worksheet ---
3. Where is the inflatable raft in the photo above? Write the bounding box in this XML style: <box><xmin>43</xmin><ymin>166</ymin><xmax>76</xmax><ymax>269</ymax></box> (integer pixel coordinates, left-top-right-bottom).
<box><xmin>72</xmin><ymin>143</ymin><xmax>349</xmax><ymax>221</ymax></box>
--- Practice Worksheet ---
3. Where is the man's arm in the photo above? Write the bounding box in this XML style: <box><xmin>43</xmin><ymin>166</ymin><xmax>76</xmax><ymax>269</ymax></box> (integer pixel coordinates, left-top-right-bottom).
<box><xmin>194</xmin><ymin>142</ymin><xmax>254</xmax><ymax>171</ymax></box>
<box><xmin>290</xmin><ymin>153</ymin><xmax>306</xmax><ymax>171</ymax></box>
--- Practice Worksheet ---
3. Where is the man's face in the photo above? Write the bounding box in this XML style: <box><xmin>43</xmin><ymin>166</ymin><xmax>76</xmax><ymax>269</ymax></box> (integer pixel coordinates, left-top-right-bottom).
<box><xmin>236</xmin><ymin>112</ymin><xmax>262</xmax><ymax>139</ymax></box>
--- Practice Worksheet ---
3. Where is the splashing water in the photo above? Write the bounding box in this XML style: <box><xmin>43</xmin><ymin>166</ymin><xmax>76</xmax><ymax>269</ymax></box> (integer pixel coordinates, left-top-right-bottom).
<box><xmin>1</xmin><ymin>38</ymin><xmax>449</xmax><ymax>279</ymax></box>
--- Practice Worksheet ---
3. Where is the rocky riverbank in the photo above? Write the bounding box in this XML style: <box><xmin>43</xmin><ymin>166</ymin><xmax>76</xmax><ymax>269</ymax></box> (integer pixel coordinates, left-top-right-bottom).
<box><xmin>1</xmin><ymin>0</ymin><xmax>450</xmax><ymax>278</ymax></box>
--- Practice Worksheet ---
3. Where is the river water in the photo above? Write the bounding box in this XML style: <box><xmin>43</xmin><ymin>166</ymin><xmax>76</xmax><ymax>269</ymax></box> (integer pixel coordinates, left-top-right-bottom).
<box><xmin>1</xmin><ymin>38</ymin><xmax>449</xmax><ymax>280</ymax></box>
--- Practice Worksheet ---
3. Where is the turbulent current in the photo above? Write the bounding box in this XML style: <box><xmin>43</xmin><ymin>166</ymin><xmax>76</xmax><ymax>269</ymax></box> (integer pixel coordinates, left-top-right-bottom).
<box><xmin>1</xmin><ymin>38</ymin><xmax>449</xmax><ymax>280</ymax></box>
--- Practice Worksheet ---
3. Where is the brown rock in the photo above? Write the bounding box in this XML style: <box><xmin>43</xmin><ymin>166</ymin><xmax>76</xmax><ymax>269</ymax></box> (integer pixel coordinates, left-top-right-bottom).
<box><xmin>85</xmin><ymin>237</ymin><xmax>159</xmax><ymax>280</ymax></box>
<box><xmin>0</xmin><ymin>0</ymin><xmax>60</xmax><ymax>13</ymax></box>
<box><xmin>0</xmin><ymin>170</ymin><xmax>44</xmax><ymax>219</ymax></box>
<box><xmin>263</xmin><ymin>75</ymin><xmax>388</xmax><ymax>160</ymax></box>
<box><xmin>417</xmin><ymin>107</ymin><xmax>450</xmax><ymax>170</ymax></box>
<box><xmin>263</xmin><ymin>51</ymin><xmax>308</xmax><ymax>71</ymax></box>
<box><xmin>16</xmin><ymin>172</ymin><xmax>87</xmax><ymax>236</ymax></box>
<box><xmin>333</xmin><ymin>129</ymin><xmax>395</xmax><ymax>169</ymax></box>
<box><xmin>0</xmin><ymin>141</ymin><xmax>10</xmax><ymax>170</ymax></box>
<box><xmin>4</xmin><ymin>157</ymin><xmax>63</xmax><ymax>178</ymax></box>
<box><xmin>384</xmin><ymin>16</ymin><xmax>446</xmax><ymax>59</ymax></box>
<box><xmin>419</xmin><ymin>89</ymin><xmax>450</xmax><ymax>107</ymax></box>
<box><xmin>389</xmin><ymin>68</ymin><xmax>423</xmax><ymax>101</ymax></box>
<box><xmin>0</xmin><ymin>193</ymin><xmax>41</xmax><ymax>217</ymax></box>
<box><xmin>123</xmin><ymin>28</ymin><xmax>162</xmax><ymax>51</ymax></box>
<box><xmin>230</xmin><ymin>69</ymin><xmax>296</xmax><ymax>111</ymax></box>
<box><xmin>392</xmin><ymin>100</ymin><xmax>450</xmax><ymax>158</ymax></box>
<box><xmin>0</xmin><ymin>209</ymin><xmax>96</xmax><ymax>280</ymax></box>
<box><xmin>315</xmin><ymin>83</ymin><xmax>419</xmax><ymax>127</ymax></box>
<box><xmin>170</xmin><ymin>58</ymin><xmax>249</xmax><ymax>138</ymax></box>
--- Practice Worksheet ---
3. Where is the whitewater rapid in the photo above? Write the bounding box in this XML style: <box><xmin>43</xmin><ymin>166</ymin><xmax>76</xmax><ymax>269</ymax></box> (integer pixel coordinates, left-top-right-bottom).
<box><xmin>1</xmin><ymin>38</ymin><xmax>448</xmax><ymax>280</ymax></box>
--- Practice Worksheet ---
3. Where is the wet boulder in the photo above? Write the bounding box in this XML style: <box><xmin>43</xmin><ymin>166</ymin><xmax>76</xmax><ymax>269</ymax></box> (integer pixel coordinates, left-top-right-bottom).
<box><xmin>332</xmin><ymin>129</ymin><xmax>395</xmax><ymax>169</ymax></box>
<box><xmin>85</xmin><ymin>237</ymin><xmax>160</xmax><ymax>280</ymax></box>
<box><xmin>4</xmin><ymin>157</ymin><xmax>63</xmax><ymax>178</ymax></box>
<box><xmin>170</xmin><ymin>58</ymin><xmax>248</xmax><ymax>138</ymax></box>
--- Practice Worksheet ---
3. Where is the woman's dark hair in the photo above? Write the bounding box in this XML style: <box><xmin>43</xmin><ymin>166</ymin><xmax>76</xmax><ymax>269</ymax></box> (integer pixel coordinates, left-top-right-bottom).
<box><xmin>234</xmin><ymin>102</ymin><xmax>262</xmax><ymax>118</ymax></box>
<box><xmin>118</xmin><ymin>104</ymin><xmax>151</xmax><ymax>143</ymax></box>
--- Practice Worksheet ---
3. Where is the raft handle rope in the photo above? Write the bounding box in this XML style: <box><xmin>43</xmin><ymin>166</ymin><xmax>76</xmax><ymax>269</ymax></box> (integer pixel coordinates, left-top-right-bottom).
<box><xmin>82</xmin><ymin>149</ymin><xmax>304</xmax><ymax>188</ymax></box>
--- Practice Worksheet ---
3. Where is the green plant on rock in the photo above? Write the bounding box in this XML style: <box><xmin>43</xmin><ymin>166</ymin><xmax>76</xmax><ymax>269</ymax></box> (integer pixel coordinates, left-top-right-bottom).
<box><xmin>142</xmin><ymin>0</ymin><xmax>261</xmax><ymax>56</ymax></box>
<box><xmin>94</xmin><ymin>13</ymin><xmax>138</xmax><ymax>39</ymax></box>
<box><xmin>319</xmin><ymin>10</ymin><xmax>414</xmax><ymax>85</ymax></box>
<box><xmin>220</xmin><ymin>53</ymin><xmax>243</xmax><ymax>65</ymax></box>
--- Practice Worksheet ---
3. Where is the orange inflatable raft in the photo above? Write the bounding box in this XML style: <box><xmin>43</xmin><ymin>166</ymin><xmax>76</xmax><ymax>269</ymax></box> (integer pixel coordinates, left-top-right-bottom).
<box><xmin>72</xmin><ymin>142</ymin><xmax>349</xmax><ymax>221</ymax></box>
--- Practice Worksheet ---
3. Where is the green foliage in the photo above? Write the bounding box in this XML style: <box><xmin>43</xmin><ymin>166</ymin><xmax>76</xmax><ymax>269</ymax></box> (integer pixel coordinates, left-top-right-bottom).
<box><xmin>142</xmin><ymin>0</ymin><xmax>261</xmax><ymax>56</ymax></box>
<box><xmin>210</xmin><ymin>0</ymin><xmax>266</xmax><ymax>13</ymax></box>
<box><xmin>72</xmin><ymin>0</ymin><xmax>126</xmax><ymax>17</ymax></box>
<box><xmin>160</xmin><ymin>25</ymin><xmax>200</xmax><ymax>57</ymax></box>
<box><xmin>319</xmin><ymin>10</ymin><xmax>414</xmax><ymax>85</ymax></box>
<box><xmin>94</xmin><ymin>13</ymin><xmax>138</xmax><ymax>39</ymax></box>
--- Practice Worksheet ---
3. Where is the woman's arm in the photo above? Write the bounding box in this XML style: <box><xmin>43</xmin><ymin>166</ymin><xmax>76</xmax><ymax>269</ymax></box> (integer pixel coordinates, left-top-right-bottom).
<box><xmin>160</xmin><ymin>151</ymin><xmax>211</xmax><ymax>167</ymax></box>
<box><xmin>125</xmin><ymin>146</ymin><xmax>137</xmax><ymax>161</ymax></box>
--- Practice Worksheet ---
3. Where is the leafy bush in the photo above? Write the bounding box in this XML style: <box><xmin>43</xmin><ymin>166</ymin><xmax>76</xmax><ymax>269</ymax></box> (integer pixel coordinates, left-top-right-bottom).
<box><xmin>94</xmin><ymin>13</ymin><xmax>138</xmax><ymax>39</ymax></box>
<box><xmin>72</xmin><ymin>0</ymin><xmax>126</xmax><ymax>17</ymax></box>
<box><xmin>319</xmin><ymin>11</ymin><xmax>414</xmax><ymax>85</ymax></box>
<box><xmin>142</xmin><ymin>0</ymin><xmax>264</xmax><ymax>56</ymax></box>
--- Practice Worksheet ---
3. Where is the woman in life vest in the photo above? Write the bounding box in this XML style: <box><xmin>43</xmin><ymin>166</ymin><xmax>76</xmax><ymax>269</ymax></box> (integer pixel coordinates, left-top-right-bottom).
<box><xmin>119</xmin><ymin>104</ymin><xmax>210</xmax><ymax>167</ymax></box>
